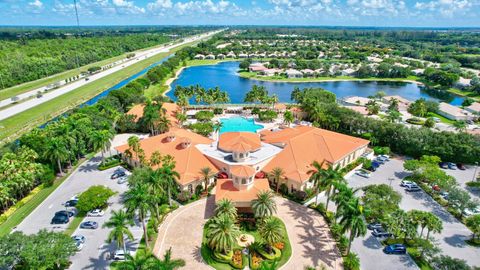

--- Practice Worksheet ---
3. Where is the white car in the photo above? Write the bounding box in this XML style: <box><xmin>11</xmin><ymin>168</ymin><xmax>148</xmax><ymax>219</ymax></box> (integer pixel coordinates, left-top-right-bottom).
<box><xmin>75</xmin><ymin>241</ymin><xmax>84</xmax><ymax>251</ymax></box>
<box><xmin>87</xmin><ymin>209</ymin><xmax>105</xmax><ymax>217</ymax></box>
<box><xmin>404</xmin><ymin>182</ymin><xmax>419</xmax><ymax>189</ymax></box>
<box><xmin>379</xmin><ymin>155</ymin><xmax>390</xmax><ymax>161</ymax></box>
<box><xmin>113</xmin><ymin>249</ymin><xmax>133</xmax><ymax>261</ymax></box>
<box><xmin>117</xmin><ymin>176</ymin><xmax>128</xmax><ymax>184</ymax></box>
<box><xmin>400</xmin><ymin>180</ymin><xmax>414</xmax><ymax>187</ymax></box>
<box><xmin>463</xmin><ymin>207</ymin><xmax>480</xmax><ymax>217</ymax></box>
<box><xmin>355</xmin><ymin>169</ymin><xmax>371</xmax><ymax>178</ymax></box>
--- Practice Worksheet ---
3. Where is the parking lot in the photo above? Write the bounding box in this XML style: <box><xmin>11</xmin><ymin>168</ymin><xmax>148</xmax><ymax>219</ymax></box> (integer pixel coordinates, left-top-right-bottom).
<box><xmin>441</xmin><ymin>164</ymin><xmax>479</xmax><ymax>198</ymax></box>
<box><xmin>15</xmin><ymin>155</ymin><xmax>143</xmax><ymax>270</ymax></box>
<box><xmin>347</xmin><ymin>158</ymin><xmax>480</xmax><ymax>268</ymax></box>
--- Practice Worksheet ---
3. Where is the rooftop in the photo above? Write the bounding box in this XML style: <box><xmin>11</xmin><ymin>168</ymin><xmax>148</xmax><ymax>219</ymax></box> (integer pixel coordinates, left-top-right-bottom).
<box><xmin>126</xmin><ymin>102</ymin><xmax>180</xmax><ymax>125</ymax></box>
<box><xmin>215</xmin><ymin>178</ymin><xmax>270</xmax><ymax>203</ymax></box>
<box><xmin>218</xmin><ymin>132</ymin><xmax>262</xmax><ymax>152</ymax></box>
<box><xmin>439</xmin><ymin>102</ymin><xmax>474</xmax><ymax>117</ymax></box>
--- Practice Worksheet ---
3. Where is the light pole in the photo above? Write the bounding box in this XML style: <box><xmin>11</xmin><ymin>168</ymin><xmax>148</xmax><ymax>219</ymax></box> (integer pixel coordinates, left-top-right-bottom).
<box><xmin>388</xmin><ymin>177</ymin><xmax>394</xmax><ymax>187</ymax></box>
<box><xmin>473</xmin><ymin>162</ymin><xmax>479</xmax><ymax>182</ymax></box>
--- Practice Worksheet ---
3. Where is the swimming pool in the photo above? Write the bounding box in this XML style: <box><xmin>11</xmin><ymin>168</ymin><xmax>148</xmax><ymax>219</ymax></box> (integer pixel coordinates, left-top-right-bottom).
<box><xmin>219</xmin><ymin>117</ymin><xmax>264</xmax><ymax>134</ymax></box>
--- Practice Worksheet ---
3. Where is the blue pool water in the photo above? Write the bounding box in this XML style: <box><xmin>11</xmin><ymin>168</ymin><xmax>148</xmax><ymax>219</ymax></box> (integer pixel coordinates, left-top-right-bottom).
<box><xmin>220</xmin><ymin>117</ymin><xmax>264</xmax><ymax>134</ymax></box>
<box><xmin>168</xmin><ymin>61</ymin><xmax>464</xmax><ymax>105</ymax></box>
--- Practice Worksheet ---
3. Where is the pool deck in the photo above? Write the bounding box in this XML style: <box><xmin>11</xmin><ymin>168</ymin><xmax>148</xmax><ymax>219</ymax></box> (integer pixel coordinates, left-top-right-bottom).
<box><xmin>213</xmin><ymin>114</ymin><xmax>282</xmax><ymax>134</ymax></box>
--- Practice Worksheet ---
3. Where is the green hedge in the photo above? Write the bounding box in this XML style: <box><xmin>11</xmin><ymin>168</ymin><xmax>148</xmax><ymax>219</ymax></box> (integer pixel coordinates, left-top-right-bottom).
<box><xmin>98</xmin><ymin>156</ymin><xmax>122</xmax><ymax>171</ymax></box>
<box><xmin>406</xmin><ymin>118</ymin><xmax>425</xmax><ymax>125</ymax></box>
<box><xmin>258</xmin><ymin>247</ymin><xmax>281</xmax><ymax>260</ymax></box>
<box><xmin>466</xmin><ymin>181</ymin><xmax>480</xmax><ymax>188</ymax></box>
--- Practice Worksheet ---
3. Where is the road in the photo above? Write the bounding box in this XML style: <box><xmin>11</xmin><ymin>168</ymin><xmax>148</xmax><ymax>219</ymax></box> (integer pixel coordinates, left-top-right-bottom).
<box><xmin>347</xmin><ymin>158</ymin><xmax>480</xmax><ymax>268</ymax></box>
<box><xmin>14</xmin><ymin>155</ymin><xmax>143</xmax><ymax>270</ymax></box>
<box><xmin>0</xmin><ymin>30</ymin><xmax>222</xmax><ymax>120</ymax></box>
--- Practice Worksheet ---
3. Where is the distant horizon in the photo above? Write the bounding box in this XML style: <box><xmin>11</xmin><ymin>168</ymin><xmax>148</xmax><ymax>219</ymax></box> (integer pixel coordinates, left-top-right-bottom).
<box><xmin>1</xmin><ymin>0</ymin><xmax>479</xmax><ymax>28</ymax></box>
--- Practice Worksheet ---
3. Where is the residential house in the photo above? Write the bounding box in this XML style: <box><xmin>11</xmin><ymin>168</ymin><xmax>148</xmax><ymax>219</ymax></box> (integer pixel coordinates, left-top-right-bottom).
<box><xmin>194</xmin><ymin>54</ymin><xmax>205</xmax><ymax>60</ymax></box>
<box><xmin>285</xmin><ymin>69</ymin><xmax>303</xmax><ymax>79</ymax></box>
<box><xmin>466</xmin><ymin>102</ymin><xmax>480</xmax><ymax>115</ymax></box>
<box><xmin>438</xmin><ymin>102</ymin><xmax>475</xmax><ymax>121</ymax></box>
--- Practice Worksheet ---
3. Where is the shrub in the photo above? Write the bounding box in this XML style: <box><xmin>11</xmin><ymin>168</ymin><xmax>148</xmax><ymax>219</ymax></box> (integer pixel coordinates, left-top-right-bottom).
<box><xmin>338</xmin><ymin>235</ymin><xmax>349</xmax><ymax>254</ymax></box>
<box><xmin>315</xmin><ymin>202</ymin><xmax>327</xmax><ymax>215</ymax></box>
<box><xmin>343</xmin><ymin>252</ymin><xmax>360</xmax><ymax>270</ymax></box>
<box><xmin>188</xmin><ymin>122</ymin><xmax>214</xmax><ymax>137</ymax></box>
<box><xmin>76</xmin><ymin>185</ymin><xmax>115</xmax><ymax>213</ymax></box>
<box><xmin>373</xmin><ymin>146</ymin><xmax>390</xmax><ymax>155</ymax></box>
<box><xmin>324</xmin><ymin>211</ymin><xmax>335</xmax><ymax>224</ymax></box>
<box><xmin>251</xmin><ymin>107</ymin><xmax>261</xmax><ymax>115</ymax></box>
<box><xmin>294</xmin><ymin>190</ymin><xmax>307</xmax><ymax>201</ymax></box>
<box><xmin>258</xmin><ymin>110</ymin><xmax>278</xmax><ymax>122</ymax></box>
<box><xmin>195</xmin><ymin>110</ymin><xmax>215</xmax><ymax>122</ymax></box>
<box><xmin>330</xmin><ymin>223</ymin><xmax>343</xmax><ymax>239</ymax></box>
<box><xmin>406</xmin><ymin>118</ymin><xmax>425</xmax><ymax>125</ymax></box>
<box><xmin>98</xmin><ymin>156</ymin><xmax>122</xmax><ymax>171</ymax></box>
<box><xmin>279</xmin><ymin>183</ymin><xmax>288</xmax><ymax>194</ymax></box>
<box><xmin>177</xmin><ymin>190</ymin><xmax>192</xmax><ymax>202</ymax></box>
<box><xmin>213</xmin><ymin>108</ymin><xmax>223</xmax><ymax>115</ymax></box>
<box><xmin>195</xmin><ymin>184</ymin><xmax>204</xmax><ymax>195</ymax></box>
<box><xmin>466</xmin><ymin>181</ymin><xmax>480</xmax><ymax>188</ymax></box>
<box><xmin>38</xmin><ymin>165</ymin><xmax>55</xmax><ymax>187</ymax></box>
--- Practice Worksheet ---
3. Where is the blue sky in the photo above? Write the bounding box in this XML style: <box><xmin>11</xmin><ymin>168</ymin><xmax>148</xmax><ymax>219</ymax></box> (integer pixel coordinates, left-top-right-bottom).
<box><xmin>0</xmin><ymin>0</ymin><xmax>479</xmax><ymax>27</ymax></box>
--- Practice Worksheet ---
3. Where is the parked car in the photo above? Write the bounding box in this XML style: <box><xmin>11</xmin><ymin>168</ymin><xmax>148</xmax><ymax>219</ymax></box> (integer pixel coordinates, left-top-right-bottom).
<box><xmin>113</xmin><ymin>249</ymin><xmax>133</xmax><ymax>261</ymax></box>
<box><xmin>383</xmin><ymin>244</ymin><xmax>407</xmax><ymax>254</ymax></box>
<box><xmin>72</xmin><ymin>235</ymin><xmax>86</xmax><ymax>244</ymax></box>
<box><xmin>378</xmin><ymin>155</ymin><xmax>390</xmax><ymax>162</ymax></box>
<box><xmin>431</xmin><ymin>185</ymin><xmax>441</xmax><ymax>192</ymax></box>
<box><xmin>372</xmin><ymin>228</ymin><xmax>393</xmax><ymax>238</ymax></box>
<box><xmin>463</xmin><ymin>207</ymin><xmax>480</xmax><ymax>217</ymax></box>
<box><xmin>367</xmin><ymin>222</ymin><xmax>383</xmax><ymax>230</ymax></box>
<box><xmin>65</xmin><ymin>199</ymin><xmax>78</xmax><ymax>207</ymax></box>
<box><xmin>406</xmin><ymin>186</ymin><xmax>421</xmax><ymax>192</ymax></box>
<box><xmin>400</xmin><ymin>180</ymin><xmax>415</xmax><ymax>187</ymax></box>
<box><xmin>56</xmin><ymin>210</ymin><xmax>76</xmax><ymax>218</ymax></box>
<box><xmin>51</xmin><ymin>215</ymin><xmax>69</xmax><ymax>224</ymax></box>
<box><xmin>447</xmin><ymin>162</ymin><xmax>457</xmax><ymax>170</ymax></box>
<box><xmin>111</xmin><ymin>171</ymin><xmax>126</xmax><ymax>179</ymax></box>
<box><xmin>87</xmin><ymin>209</ymin><xmax>105</xmax><ymax>217</ymax></box>
<box><xmin>74</xmin><ymin>241</ymin><xmax>84</xmax><ymax>251</ymax></box>
<box><xmin>439</xmin><ymin>162</ymin><xmax>448</xmax><ymax>169</ymax></box>
<box><xmin>80</xmin><ymin>221</ymin><xmax>98</xmax><ymax>229</ymax></box>
<box><xmin>457</xmin><ymin>163</ymin><xmax>466</xmax><ymax>170</ymax></box>
<box><xmin>117</xmin><ymin>176</ymin><xmax>128</xmax><ymax>184</ymax></box>
<box><xmin>440</xmin><ymin>191</ymin><xmax>449</xmax><ymax>200</ymax></box>
<box><xmin>375</xmin><ymin>157</ymin><xmax>385</xmax><ymax>164</ymax></box>
<box><xmin>355</xmin><ymin>169</ymin><xmax>371</xmax><ymax>178</ymax></box>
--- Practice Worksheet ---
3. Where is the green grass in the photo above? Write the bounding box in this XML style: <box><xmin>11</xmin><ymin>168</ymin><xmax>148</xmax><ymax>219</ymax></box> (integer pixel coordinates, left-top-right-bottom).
<box><xmin>238</xmin><ymin>71</ymin><xmax>420</xmax><ymax>83</ymax></box>
<box><xmin>465</xmin><ymin>238</ymin><xmax>480</xmax><ymax>247</ymax></box>
<box><xmin>0</xmin><ymin>155</ymin><xmax>92</xmax><ymax>237</ymax></box>
<box><xmin>407</xmin><ymin>247</ymin><xmax>433</xmax><ymax>270</ymax></box>
<box><xmin>64</xmin><ymin>213</ymin><xmax>86</xmax><ymax>236</ymax></box>
<box><xmin>0</xmin><ymin>42</ymin><xmax>172</xmax><ymax>101</ymax></box>
<box><xmin>426</xmin><ymin>112</ymin><xmax>455</xmax><ymax>124</ymax></box>
<box><xmin>447</xmin><ymin>88</ymin><xmax>480</xmax><ymax>101</ymax></box>
<box><xmin>0</xmin><ymin>41</ymin><xmax>199</xmax><ymax>144</ymax></box>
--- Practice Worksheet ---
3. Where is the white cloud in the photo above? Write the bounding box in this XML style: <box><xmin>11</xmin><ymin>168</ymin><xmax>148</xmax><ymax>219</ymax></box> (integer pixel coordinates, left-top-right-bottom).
<box><xmin>28</xmin><ymin>0</ymin><xmax>42</xmax><ymax>8</ymax></box>
<box><xmin>414</xmin><ymin>0</ymin><xmax>478</xmax><ymax>17</ymax></box>
<box><xmin>111</xmin><ymin>0</ymin><xmax>145</xmax><ymax>14</ymax></box>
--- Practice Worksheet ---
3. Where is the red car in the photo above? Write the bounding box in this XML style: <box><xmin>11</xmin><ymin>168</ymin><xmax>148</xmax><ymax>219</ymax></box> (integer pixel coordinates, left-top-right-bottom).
<box><xmin>432</xmin><ymin>185</ymin><xmax>441</xmax><ymax>192</ymax></box>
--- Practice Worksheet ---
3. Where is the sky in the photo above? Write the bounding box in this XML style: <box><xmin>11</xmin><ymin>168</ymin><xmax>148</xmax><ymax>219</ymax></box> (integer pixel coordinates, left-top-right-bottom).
<box><xmin>0</xmin><ymin>0</ymin><xmax>479</xmax><ymax>27</ymax></box>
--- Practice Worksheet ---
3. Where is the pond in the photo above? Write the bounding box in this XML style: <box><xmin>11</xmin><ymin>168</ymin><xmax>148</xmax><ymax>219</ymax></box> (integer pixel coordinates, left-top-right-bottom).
<box><xmin>167</xmin><ymin>61</ymin><xmax>464</xmax><ymax>105</ymax></box>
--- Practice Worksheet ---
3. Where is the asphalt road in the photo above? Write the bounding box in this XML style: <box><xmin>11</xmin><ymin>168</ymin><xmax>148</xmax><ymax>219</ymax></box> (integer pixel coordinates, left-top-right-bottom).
<box><xmin>15</xmin><ymin>156</ymin><xmax>143</xmax><ymax>270</ymax></box>
<box><xmin>0</xmin><ymin>30</ymin><xmax>222</xmax><ymax>120</ymax></box>
<box><xmin>347</xmin><ymin>158</ymin><xmax>480</xmax><ymax>268</ymax></box>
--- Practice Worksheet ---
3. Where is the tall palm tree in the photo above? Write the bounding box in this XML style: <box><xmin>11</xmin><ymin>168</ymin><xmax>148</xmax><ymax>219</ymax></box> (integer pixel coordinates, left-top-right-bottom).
<box><xmin>124</xmin><ymin>183</ymin><xmax>152</xmax><ymax>248</ymax></box>
<box><xmin>269</xmin><ymin>167</ymin><xmax>285</xmax><ymax>194</ymax></box>
<box><xmin>425</xmin><ymin>214</ymin><xmax>443</xmax><ymax>240</ymax></box>
<box><xmin>332</xmin><ymin>182</ymin><xmax>359</xmax><ymax>215</ymax></box>
<box><xmin>90</xmin><ymin>129</ymin><xmax>114</xmax><ymax>160</ymax></box>
<box><xmin>215</xmin><ymin>199</ymin><xmax>237</xmax><ymax>220</ymax></box>
<box><xmin>103</xmin><ymin>210</ymin><xmax>134</xmax><ymax>255</ymax></box>
<box><xmin>199</xmin><ymin>167</ymin><xmax>216</xmax><ymax>195</ymax></box>
<box><xmin>309</xmin><ymin>161</ymin><xmax>344</xmax><ymax>209</ymax></box>
<box><xmin>259</xmin><ymin>217</ymin><xmax>283</xmax><ymax>247</ymax></box>
<box><xmin>207</xmin><ymin>214</ymin><xmax>241</xmax><ymax>255</ymax></box>
<box><xmin>149</xmin><ymin>151</ymin><xmax>162</xmax><ymax>167</ymax></box>
<box><xmin>283</xmin><ymin>111</ymin><xmax>294</xmax><ymax>127</ymax></box>
<box><xmin>338</xmin><ymin>197</ymin><xmax>367</xmax><ymax>255</ymax></box>
<box><xmin>117</xmin><ymin>252</ymin><xmax>156</xmax><ymax>270</ymax></box>
<box><xmin>43</xmin><ymin>137</ymin><xmax>68</xmax><ymax>176</ymax></box>
<box><xmin>252</xmin><ymin>191</ymin><xmax>277</xmax><ymax>219</ymax></box>
<box><xmin>127</xmin><ymin>136</ymin><xmax>141</xmax><ymax>161</ymax></box>
<box><xmin>157</xmin><ymin>158</ymin><xmax>180</xmax><ymax>207</ymax></box>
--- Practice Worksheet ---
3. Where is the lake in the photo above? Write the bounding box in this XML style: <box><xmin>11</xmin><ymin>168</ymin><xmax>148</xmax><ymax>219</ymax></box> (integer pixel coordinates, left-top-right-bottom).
<box><xmin>167</xmin><ymin>61</ymin><xmax>464</xmax><ymax>105</ymax></box>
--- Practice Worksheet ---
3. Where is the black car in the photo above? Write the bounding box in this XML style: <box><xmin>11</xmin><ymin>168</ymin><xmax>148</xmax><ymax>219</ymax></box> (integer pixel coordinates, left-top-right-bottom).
<box><xmin>367</xmin><ymin>222</ymin><xmax>383</xmax><ymax>230</ymax></box>
<box><xmin>383</xmin><ymin>244</ymin><xmax>407</xmax><ymax>254</ymax></box>
<box><xmin>457</xmin><ymin>163</ymin><xmax>466</xmax><ymax>170</ymax></box>
<box><xmin>372</xmin><ymin>228</ymin><xmax>393</xmax><ymax>238</ymax></box>
<box><xmin>56</xmin><ymin>210</ymin><xmax>75</xmax><ymax>218</ymax></box>
<box><xmin>439</xmin><ymin>162</ymin><xmax>448</xmax><ymax>169</ymax></box>
<box><xmin>65</xmin><ymin>199</ymin><xmax>78</xmax><ymax>207</ymax></box>
<box><xmin>51</xmin><ymin>214</ymin><xmax>69</xmax><ymax>224</ymax></box>
<box><xmin>111</xmin><ymin>171</ymin><xmax>126</xmax><ymax>179</ymax></box>
<box><xmin>80</xmin><ymin>221</ymin><xmax>98</xmax><ymax>229</ymax></box>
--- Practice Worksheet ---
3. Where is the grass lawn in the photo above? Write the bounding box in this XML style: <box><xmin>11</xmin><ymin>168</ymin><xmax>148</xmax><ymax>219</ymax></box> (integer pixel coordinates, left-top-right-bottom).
<box><xmin>447</xmin><ymin>88</ymin><xmax>480</xmax><ymax>101</ymax></box>
<box><xmin>0</xmin><ymin>155</ymin><xmax>92</xmax><ymax>237</ymax></box>
<box><xmin>201</xmin><ymin>216</ymin><xmax>291</xmax><ymax>270</ymax></box>
<box><xmin>426</xmin><ymin>112</ymin><xmax>455</xmax><ymax>124</ymax></box>
<box><xmin>64</xmin><ymin>213</ymin><xmax>86</xmax><ymax>236</ymax></box>
<box><xmin>0</xmin><ymin>42</ymin><xmax>173</xmax><ymax>101</ymax></box>
<box><xmin>238</xmin><ymin>71</ymin><xmax>419</xmax><ymax>83</ymax></box>
<box><xmin>0</xmin><ymin>41</ymin><xmax>199</xmax><ymax>144</ymax></box>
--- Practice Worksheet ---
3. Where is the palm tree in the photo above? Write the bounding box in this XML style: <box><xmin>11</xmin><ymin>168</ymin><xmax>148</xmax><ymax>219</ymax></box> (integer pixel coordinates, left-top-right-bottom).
<box><xmin>212</xmin><ymin>121</ymin><xmax>223</xmax><ymax>140</ymax></box>
<box><xmin>309</xmin><ymin>161</ymin><xmax>344</xmax><ymax>209</ymax></box>
<box><xmin>176</xmin><ymin>113</ymin><xmax>187</xmax><ymax>128</ymax></box>
<box><xmin>153</xmin><ymin>247</ymin><xmax>186</xmax><ymax>270</ymax></box>
<box><xmin>90</xmin><ymin>129</ymin><xmax>114</xmax><ymax>160</ymax></box>
<box><xmin>453</xmin><ymin>120</ymin><xmax>467</xmax><ymax>132</ymax></box>
<box><xmin>338</xmin><ymin>197</ymin><xmax>367</xmax><ymax>255</ymax></box>
<box><xmin>157</xmin><ymin>158</ymin><xmax>180</xmax><ymax>206</ymax></box>
<box><xmin>207</xmin><ymin>214</ymin><xmax>241</xmax><ymax>254</ymax></box>
<box><xmin>259</xmin><ymin>217</ymin><xmax>283</xmax><ymax>247</ymax></box>
<box><xmin>117</xmin><ymin>252</ymin><xmax>155</xmax><ymax>270</ymax></box>
<box><xmin>215</xmin><ymin>199</ymin><xmax>237</xmax><ymax>220</ymax></box>
<box><xmin>124</xmin><ymin>183</ymin><xmax>152</xmax><ymax>248</ymax></box>
<box><xmin>103</xmin><ymin>210</ymin><xmax>134</xmax><ymax>255</ymax></box>
<box><xmin>332</xmin><ymin>182</ymin><xmax>358</xmax><ymax>215</ymax></box>
<box><xmin>252</xmin><ymin>191</ymin><xmax>277</xmax><ymax>219</ymax></box>
<box><xmin>199</xmin><ymin>167</ymin><xmax>216</xmax><ymax>195</ymax></box>
<box><xmin>425</xmin><ymin>214</ymin><xmax>443</xmax><ymax>240</ymax></box>
<box><xmin>268</xmin><ymin>167</ymin><xmax>285</xmax><ymax>194</ymax></box>
<box><xmin>127</xmin><ymin>136</ymin><xmax>141</xmax><ymax>161</ymax></box>
<box><xmin>149</xmin><ymin>151</ymin><xmax>162</xmax><ymax>167</ymax></box>
<box><xmin>43</xmin><ymin>137</ymin><xmax>68</xmax><ymax>176</ymax></box>
<box><xmin>283</xmin><ymin>111</ymin><xmax>294</xmax><ymax>127</ymax></box>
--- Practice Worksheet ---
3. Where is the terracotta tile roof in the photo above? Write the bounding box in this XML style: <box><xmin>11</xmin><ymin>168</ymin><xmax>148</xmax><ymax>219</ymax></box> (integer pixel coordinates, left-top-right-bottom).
<box><xmin>126</xmin><ymin>102</ymin><xmax>180</xmax><ymax>125</ymax></box>
<box><xmin>262</xmin><ymin>126</ymin><xmax>369</xmax><ymax>184</ymax></box>
<box><xmin>115</xmin><ymin>127</ymin><xmax>216</xmax><ymax>186</ymax></box>
<box><xmin>218</xmin><ymin>132</ymin><xmax>261</xmax><ymax>152</ymax></box>
<box><xmin>231</xmin><ymin>165</ymin><xmax>256</xmax><ymax>177</ymax></box>
<box><xmin>274</xmin><ymin>103</ymin><xmax>287</xmax><ymax>111</ymax></box>
<box><xmin>215</xmin><ymin>178</ymin><xmax>270</xmax><ymax>203</ymax></box>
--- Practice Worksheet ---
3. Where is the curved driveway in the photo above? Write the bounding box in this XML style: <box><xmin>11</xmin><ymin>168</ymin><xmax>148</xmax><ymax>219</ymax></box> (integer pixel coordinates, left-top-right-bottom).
<box><xmin>153</xmin><ymin>196</ymin><xmax>342</xmax><ymax>270</ymax></box>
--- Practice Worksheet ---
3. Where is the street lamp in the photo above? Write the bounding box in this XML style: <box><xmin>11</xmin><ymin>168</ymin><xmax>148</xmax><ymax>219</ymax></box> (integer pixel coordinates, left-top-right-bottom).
<box><xmin>388</xmin><ymin>177</ymin><xmax>394</xmax><ymax>186</ymax></box>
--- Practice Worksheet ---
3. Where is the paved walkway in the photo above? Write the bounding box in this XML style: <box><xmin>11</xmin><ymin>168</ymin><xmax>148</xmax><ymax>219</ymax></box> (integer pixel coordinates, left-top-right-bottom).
<box><xmin>153</xmin><ymin>196</ymin><xmax>342</xmax><ymax>270</ymax></box>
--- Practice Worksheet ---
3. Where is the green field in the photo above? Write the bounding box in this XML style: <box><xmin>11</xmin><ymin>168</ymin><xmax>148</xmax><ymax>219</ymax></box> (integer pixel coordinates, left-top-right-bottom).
<box><xmin>0</xmin><ymin>42</ymin><xmax>174</xmax><ymax>101</ymax></box>
<box><xmin>447</xmin><ymin>87</ymin><xmax>480</xmax><ymax>101</ymax></box>
<box><xmin>0</xmin><ymin>42</ymin><xmax>197</xmax><ymax>144</ymax></box>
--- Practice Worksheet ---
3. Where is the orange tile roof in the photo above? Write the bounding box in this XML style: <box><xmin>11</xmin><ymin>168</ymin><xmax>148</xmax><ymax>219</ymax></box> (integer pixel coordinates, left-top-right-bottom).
<box><xmin>231</xmin><ymin>165</ymin><xmax>256</xmax><ymax>177</ymax></box>
<box><xmin>218</xmin><ymin>132</ymin><xmax>261</xmax><ymax>152</ymax></box>
<box><xmin>215</xmin><ymin>178</ymin><xmax>270</xmax><ymax>203</ymax></box>
<box><xmin>262</xmin><ymin>126</ymin><xmax>369</xmax><ymax>184</ymax></box>
<box><xmin>115</xmin><ymin>127</ymin><xmax>217</xmax><ymax>186</ymax></box>
<box><xmin>126</xmin><ymin>102</ymin><xmax>180</xmax><ymax>125</ymax></box>
<box><xmin>274</xmin><ymin>103</ymin><xmax>287</xmax><ymax>110</ymax></box>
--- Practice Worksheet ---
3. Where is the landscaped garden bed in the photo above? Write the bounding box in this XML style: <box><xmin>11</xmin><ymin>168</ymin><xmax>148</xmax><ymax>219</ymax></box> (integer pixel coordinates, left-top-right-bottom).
<box><xmin>98</xmin><ymin>155</ymin><xmax>122</xmax><ymax>170</ymax></box>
